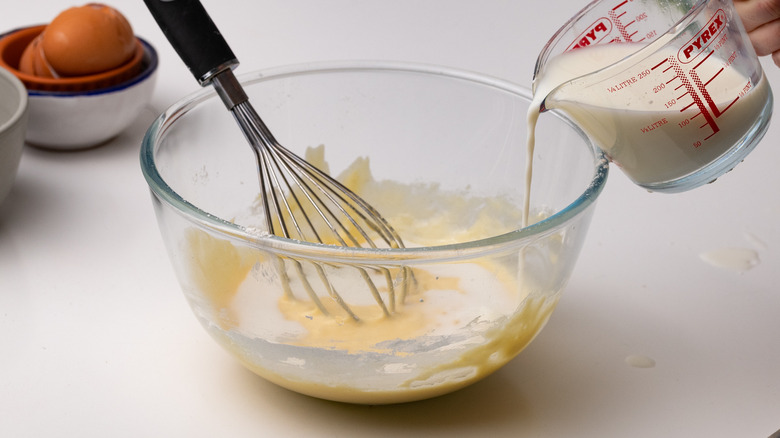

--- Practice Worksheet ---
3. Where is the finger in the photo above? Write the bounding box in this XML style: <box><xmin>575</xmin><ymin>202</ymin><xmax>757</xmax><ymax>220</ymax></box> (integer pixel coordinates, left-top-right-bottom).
<box><xmin>734</xmin><ymin>0</ymin><xmax>780</xmax><ymax>32</ymax></box>
<box><xmin>773</xmin><ymin>50</ymin><xmax>780</xmax><ymax>67</ymax></box>
<box><xmin>747</xmin><ymin>19</ymin><xmax>780</xmax><ymax>56</ymax></box>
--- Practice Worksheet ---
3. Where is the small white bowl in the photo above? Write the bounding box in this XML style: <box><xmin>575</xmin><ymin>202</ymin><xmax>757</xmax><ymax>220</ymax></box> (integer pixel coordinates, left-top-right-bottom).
<box><xmin>24</xmin><ymin>38</ymin><xmax>158</xmax><ymax>150</ymax></box>
<box><xmin>0</xmin><ymin>66</ymin><xmax>28</xmax><ymax>205</ymax></box>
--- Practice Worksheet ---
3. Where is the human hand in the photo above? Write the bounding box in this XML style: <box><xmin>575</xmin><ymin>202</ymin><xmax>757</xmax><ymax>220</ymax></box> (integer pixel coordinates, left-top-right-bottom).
<box><xmin>734</xmin><ymin>0</ymin><xmax>780</xmax><ymax>67</ymax></box>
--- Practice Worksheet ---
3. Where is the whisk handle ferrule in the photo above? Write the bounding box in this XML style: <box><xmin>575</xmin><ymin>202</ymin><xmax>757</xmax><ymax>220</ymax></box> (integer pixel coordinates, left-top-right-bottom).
<box><xmin>211</xmin><ymin>70</ymin><xmax>249</xmax><ymax>111</ymax></box>
<box><xmin>143</xmin><ymin>0</ymin><xmax>239</xmax><ymax>85</ymax></box>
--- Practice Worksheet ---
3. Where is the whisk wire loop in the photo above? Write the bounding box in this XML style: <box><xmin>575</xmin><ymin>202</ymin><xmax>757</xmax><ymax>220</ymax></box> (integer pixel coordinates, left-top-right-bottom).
<box><xmin>237</xmin><ymin>102</ymin><xmax>403</xmax><ymax>250</ymax></box>
<box><xmin>221</xmin><ymin>72</ymin><xmax>411</xmax><ymax>321</ymax></box>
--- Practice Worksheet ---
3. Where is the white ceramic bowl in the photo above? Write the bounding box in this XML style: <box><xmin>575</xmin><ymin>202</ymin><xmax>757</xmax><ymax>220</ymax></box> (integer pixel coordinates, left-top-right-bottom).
<box><xmin>24</xmin><ymin>38</ymin><xmax>158</xmax><ymax>150</ymax></box>
<box><xmin>0</xmin><ymin>66</ymin><xmax>28</xmax><ymax>206</ymax></box>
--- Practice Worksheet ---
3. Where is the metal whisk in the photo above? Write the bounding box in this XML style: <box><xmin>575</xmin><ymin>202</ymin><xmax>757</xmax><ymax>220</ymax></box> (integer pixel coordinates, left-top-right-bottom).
<box><xmin>145</xmin><ymin>0</ymin><xmax>411</xmax><ymax>320</ymax></box>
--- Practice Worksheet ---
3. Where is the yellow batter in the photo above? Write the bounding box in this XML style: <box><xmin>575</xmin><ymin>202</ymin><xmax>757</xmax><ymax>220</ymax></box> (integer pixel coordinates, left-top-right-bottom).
<box><xmin>181</xmin><ymin>147</ymin><xmax>563</xmax><ymax>404</ymax></box>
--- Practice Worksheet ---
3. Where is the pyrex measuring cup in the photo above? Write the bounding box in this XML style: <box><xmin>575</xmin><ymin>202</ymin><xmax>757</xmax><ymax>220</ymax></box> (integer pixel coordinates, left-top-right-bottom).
<box><xmin>534</xmin><ymin>0</ymin><xmax>773</xmax><ymax>192</ymax></box>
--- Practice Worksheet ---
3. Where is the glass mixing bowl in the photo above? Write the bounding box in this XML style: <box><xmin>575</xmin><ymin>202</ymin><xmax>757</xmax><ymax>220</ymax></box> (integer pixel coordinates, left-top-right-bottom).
<box><xmin>141</xmin><ymin>61</ymin><xmax>608</xmax><ymax>404</ymax></box>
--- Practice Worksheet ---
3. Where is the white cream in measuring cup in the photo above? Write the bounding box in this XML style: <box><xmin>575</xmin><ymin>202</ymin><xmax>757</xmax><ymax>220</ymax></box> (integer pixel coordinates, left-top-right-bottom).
<box><xmin>528</xmin><ymin>0</ymin><xmax>773</xmax><ymax>194</ymax></box>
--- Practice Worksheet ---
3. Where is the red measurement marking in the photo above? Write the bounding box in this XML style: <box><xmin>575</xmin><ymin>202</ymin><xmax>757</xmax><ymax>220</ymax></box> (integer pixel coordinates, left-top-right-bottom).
<box><xmin>653</xmin><ymin>62</ymin><xmax>675</xmax><ymax>76</ymax></box>
<box><xmin>704</xmin><ymin>67</ymin><xmax>724</xmax><ymax>87</ymax></box>
<box><xmin>693</xmin><ymin>49</ymin><xmax>714</xmax><ymax>70</ymax></box>
<box><xmin>689</xmin><ymin>61</ymin><xmax>738</xmax><ymax>121</ymax></box>
<box><xmin>612</xmin><ymin>1</ymin><xmax>628</xmax><ymax>11</ymax></box>
<box><xmin>669</xmin><ymin>56</ymin><xmax>720</xmax><ymax>140</ymax></box>
<box><xmin>652</xmin><ymin>58</ymin><xmax>668</xmax><ymax>70</ymax></box>
<box><xmin>608</xmin><ymin>1</ymin><xmax>635</xmax><ymax>42</ymax></box>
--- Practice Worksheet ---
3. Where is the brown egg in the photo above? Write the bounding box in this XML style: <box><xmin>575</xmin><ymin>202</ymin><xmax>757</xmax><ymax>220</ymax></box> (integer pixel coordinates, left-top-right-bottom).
<box><xmin>40</xmin><ymin>3</ymin><xmax>135</xmax><ymax>77</ymax></box>
<box><xmin>18</xmin><ymin>35</ymin><xmax>40</xmax><ymax>76</ymax></box>
<box><xmin>19</xmin><ymin>35</ymin><xmax>56</xmax><ymax>78</ymax></box>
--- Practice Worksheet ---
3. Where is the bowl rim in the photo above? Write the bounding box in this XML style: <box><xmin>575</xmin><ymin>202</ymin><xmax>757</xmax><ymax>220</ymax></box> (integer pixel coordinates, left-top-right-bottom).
<box><xmin>0</xmin><ymin>65</ymin><xmax>27</xmax><ymax>134</ymax></box>
<box><xmin>141</xmin><ymin>61</ymin><xmax>609</xmax><ymax>263</ymax></box>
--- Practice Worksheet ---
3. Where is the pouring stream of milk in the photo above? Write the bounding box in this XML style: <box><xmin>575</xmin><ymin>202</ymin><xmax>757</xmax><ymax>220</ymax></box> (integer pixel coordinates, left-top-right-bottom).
<box><xmin>524</xmin><ymin>44</ymin><xmax>633</xmax><ymax>227</ymax></box>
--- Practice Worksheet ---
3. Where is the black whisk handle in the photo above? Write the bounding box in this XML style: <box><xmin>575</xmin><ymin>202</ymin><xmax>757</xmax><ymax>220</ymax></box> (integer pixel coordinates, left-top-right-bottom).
<box><xmin>143</xmin><ymin>0</ymin><xmax>239</xmax><ymax>85</ymax></box>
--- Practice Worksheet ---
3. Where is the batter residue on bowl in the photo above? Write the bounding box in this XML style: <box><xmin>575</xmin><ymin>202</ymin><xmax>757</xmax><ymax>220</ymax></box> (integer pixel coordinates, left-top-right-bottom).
<box><xmin>180</xmin><ymin>147</ymin><xmax>565</xmax><ymax>404</ymax></box>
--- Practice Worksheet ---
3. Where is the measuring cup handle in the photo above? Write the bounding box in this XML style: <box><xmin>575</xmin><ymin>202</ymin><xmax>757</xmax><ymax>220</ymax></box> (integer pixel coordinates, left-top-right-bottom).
<box><xmin>143</xmin><ymin>0</ymin><xmax>239</xmax><ymax>85</ymax></box>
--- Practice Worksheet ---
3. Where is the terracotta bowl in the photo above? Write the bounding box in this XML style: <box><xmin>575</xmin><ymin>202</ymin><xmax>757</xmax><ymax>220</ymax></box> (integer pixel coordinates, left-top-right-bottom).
<box><xmin>0</xmin><ymin>25</ymin><xmax>144</xmax><ymax>93</ymax></box>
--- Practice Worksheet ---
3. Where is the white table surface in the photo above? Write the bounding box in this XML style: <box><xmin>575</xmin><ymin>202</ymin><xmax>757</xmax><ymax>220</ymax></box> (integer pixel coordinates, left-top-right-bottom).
<box><xmin>2</xmin><ymin>1</ymin><xmax>779</xmax><ymax>437</ymax></box>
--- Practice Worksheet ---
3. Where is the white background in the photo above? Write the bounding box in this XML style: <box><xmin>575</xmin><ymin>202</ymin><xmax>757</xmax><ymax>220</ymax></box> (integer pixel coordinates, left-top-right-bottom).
<box><xmin>1</xmin><ymin>1</ymin><xmax>779</xmax><ymax>436</ymax></box>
